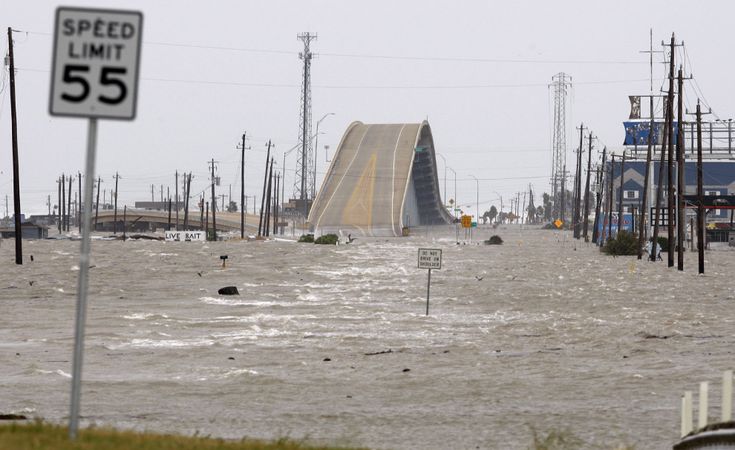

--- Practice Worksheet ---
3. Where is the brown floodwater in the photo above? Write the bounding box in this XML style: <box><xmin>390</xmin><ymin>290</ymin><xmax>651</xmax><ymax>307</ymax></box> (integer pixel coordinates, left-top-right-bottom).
<box><xmin>1</xmin><ymin>226</ymin><xmax>734</xmax><ymax>449</ymax></box>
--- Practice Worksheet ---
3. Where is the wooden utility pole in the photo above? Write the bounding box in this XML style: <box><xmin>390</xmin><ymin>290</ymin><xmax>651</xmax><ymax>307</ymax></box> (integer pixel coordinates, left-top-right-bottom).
<box><xmin>606</xmin><ymin>155</ymin><xmax>615</xmax><ymax>243</ymax></box>
<box><xmin>67</xmin><ymin>176</ymin><xmax>73</xmax><ymax>232</ymax></box>
<box><xmin>94</xmin><ymin>177</ymin><xmax>101</xmax><ymax>231</ymax></box>
<box><xmin>57</xmin><ymin>177</ymin><xmax>62</xmax><ymax>234</ymax></box>
<box><xmin>210</xmin><ymin>160</ymin><xmax>217</xmax><ymax>241</ymax></box>
<box><xmin>676</xmin><ymin>67</ymin><xmax>686</xmax><ymax>271</ymax></box>
<box><xmin>7</xmin><ymin>28</ymin><xmax>22</xmax><ymax>263</ymax></box>
<box><xmin>560</xmin><ymin>164</ymin><xmax>567</xmax><ymax>225</ymax></box>
<box><xmin>666</xmin><ymin>34</ymin><xmax>676</xmax><ymax>267</ymax></box>
<box><xmin>238</xmin><ymin>132</ymin><xmax>249</xmax><ymax>239</ymax></box>
<box><xmin>592</xmin><ymin>147</ymin><xmax>606</xmax><ymax>244</ymax></box>
<box><xmin>122</xmin><ymin>205</ymin><xmax>127</xmax><ymax>240</ymax></box>
<box><xmin>175</xmin><ymin>170</ymin><xmax>179</xmax><ymax>231</ymax></box>
<box><xmin>582</xmin><ymin>132</ymin><xmax>594</xmax><ymax>241</ymax></box>
<box><xmin>264</xmin><ymin>158</ymin><xmax>274</xmax><ymax>237</ymax></box>
<box><xmin>273</xmin><ymin>172</ymin><xmax>280</xmax><ymax>235</ymax></box>
<box><xmin>617</xmin><ymin>150</ymin><xmax>626</xmax><ymax>233</ymax></box>
<box><xmin>61</xmin><ymin>174</ymin><xmax>66</xmax><ymax>232</ymax></box>
<box><xmin>183</xmin><ymin>173</ymin><xmax>191</xmax><ymax>230</ymax></box>
<box><xmin>694</xmin><ymin>101</ymin><xmax>708</xmax><ymax>273</ymax></box>
<box><xmin>651</xmin><ymin>97</ymin><xmax>671</xmax><ymax>262</ymax></box>
<box><xmin>113</xmin><ymin>172</ymin><xmax>119</xmax><ymax>234</ymax></box>
<box><xmin>573</xmin><ymin>124</ymin><xmax>585</xmax><ymax>239</ymax></box>
<box><xmin>258</xmin><ymin>141</ymin><xmax>272</xmax><ymax>237</ymax></box>
<box><xmin>77</xmin><ymin>172</ymin><xmax>82</xmax><ymax>232</ymax></box>
<box><xmin>167</xmin><ymin>197</ymin><xmax>172</xmax><ymax>231</ymax></box>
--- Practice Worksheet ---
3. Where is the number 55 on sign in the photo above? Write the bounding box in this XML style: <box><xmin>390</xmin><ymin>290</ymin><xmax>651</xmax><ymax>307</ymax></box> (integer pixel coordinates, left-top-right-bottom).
<box><xmin>49</xmin><ymin>8</ymin><xmax>142</xmax><ymax>120</ymax></box>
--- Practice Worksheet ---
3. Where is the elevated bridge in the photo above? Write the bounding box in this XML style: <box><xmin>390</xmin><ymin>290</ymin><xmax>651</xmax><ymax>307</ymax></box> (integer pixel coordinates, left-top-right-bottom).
<box><xmin>308</xmin><ymin>121</ymin><xmax>452</xmax><ymax>237</ymax></box>
<box><xmin>93</xmin><ymin>209</ymin><xmax>260</xmax><ymax>233</ymax></box>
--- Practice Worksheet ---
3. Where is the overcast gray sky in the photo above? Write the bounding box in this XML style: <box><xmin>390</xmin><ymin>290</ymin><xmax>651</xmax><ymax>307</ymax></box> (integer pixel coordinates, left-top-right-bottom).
<box><xmin>2</xmin><ymin>0</ymin><xmax>733</xmax><ymax>216</ymax></box>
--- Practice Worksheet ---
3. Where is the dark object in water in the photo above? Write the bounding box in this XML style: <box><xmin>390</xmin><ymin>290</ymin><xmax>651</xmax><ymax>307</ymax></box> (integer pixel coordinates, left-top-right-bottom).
<box><xmin>484</xmin><ymin>235</ymin><xmax>503</xmax><ymax>245</ymax></box>
<box><xmin>364</xmin><ymin>349</ymin><xmax>392</xmax><ymax>356</ymax></box>
<box><xmin>0</xmin><ymin>414</ymin><xmax>27</xmax><ymax>420</ymax></box>
<box><xmin>218</xmin><ymin>286</ymin><xmax>239</xmax><ymax>295</ymax></box>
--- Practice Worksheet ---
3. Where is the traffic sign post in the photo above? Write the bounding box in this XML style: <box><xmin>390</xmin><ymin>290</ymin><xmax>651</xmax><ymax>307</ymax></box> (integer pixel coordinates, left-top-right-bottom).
<box><xmin>418</xmin><ymin>248</ymin><xmax>442</xmax><ymax>315</ymax></box>
<box><xmin>49</xmin><ymin>7</ymin><xmax>143</xmax><ymax>440</ymax></box>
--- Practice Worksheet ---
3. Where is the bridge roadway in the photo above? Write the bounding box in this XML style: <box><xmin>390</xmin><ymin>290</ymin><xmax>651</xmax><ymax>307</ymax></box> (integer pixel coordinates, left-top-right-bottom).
<box><xmin>94</xmin><ymin>209</ymin><xmax>261</xmax><ymax>232</ymax></box>
<box><xmin>308</xmin><ymin>121</ymin><xmax>452</xmax><ymax>237</ymax></box>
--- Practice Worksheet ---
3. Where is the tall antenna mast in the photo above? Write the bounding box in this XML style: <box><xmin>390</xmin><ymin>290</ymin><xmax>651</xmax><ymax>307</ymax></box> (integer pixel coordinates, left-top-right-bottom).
<box><xmin>550</xmin><ymin>72</ymin><xmax>572</xmax><ymax>220</ymax></box>
<box><xmin>295</xmin><ymin>32</ymin><xmax>317</xmax><ymax>217</ymax></box>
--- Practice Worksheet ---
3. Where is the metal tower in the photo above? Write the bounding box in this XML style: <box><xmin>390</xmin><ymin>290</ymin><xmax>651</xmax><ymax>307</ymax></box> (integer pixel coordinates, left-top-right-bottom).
<box><xmin>550</xmin><ymin>72</ymin><xmax>571</xmax><ymax>220</ymax></box>
<box><xmin>295</xmin><ymin>32</ymin><xmax>317</xmax><ymax>212</ymax></box>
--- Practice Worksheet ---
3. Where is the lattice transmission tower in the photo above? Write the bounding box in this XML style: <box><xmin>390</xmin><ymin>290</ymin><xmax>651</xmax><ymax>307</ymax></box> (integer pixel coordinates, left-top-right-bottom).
<box><xmin>294</xmin><ymin>32</ymin><xmax>317</xmax><ymax>213</ymax></box>
<box><xmin>550</xmin><ymin>72</ymin><xmax>571</xmax><ymax>220</ymax></box>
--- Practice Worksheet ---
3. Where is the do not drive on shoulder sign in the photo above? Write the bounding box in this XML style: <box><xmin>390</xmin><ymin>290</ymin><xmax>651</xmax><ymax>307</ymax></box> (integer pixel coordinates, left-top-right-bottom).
<box><xmin>49</xmin><ymin>7</ymin><xmax>143</xmax><ymax>119</ymax></box>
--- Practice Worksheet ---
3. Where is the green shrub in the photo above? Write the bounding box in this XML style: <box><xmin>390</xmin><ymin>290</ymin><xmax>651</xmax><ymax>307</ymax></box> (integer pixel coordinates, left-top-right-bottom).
<box><xmin>484</xmin><ymin>235</ymin><xmax>503</xmax><ymax>245</ymax></box>
<box><xmin>298</xmin><ymin>234</ymin><xmax>314</xmax><ymax>243</ymax></box>
<box><xmin>603</xmin><ymin>230</ymin><xmax>638</xmax><ymax>255</ymax></box>
<box><xmin>314</xmin><ymin>234</ymin><xmax>339</xmax><ymax>245</ymax></box>
<box><xmin>656</xmin><ymin>236</ymin><xmax>668</xmax><ymax>252</ymax></box>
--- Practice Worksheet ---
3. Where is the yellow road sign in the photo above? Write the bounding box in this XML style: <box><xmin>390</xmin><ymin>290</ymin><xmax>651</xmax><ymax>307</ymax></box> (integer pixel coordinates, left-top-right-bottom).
<box><xmin>554</xmin><ymin>219</ymin><xmax>564</xmax><ymax>229</ymax></box>
<box><xmin>461</xmin><ymin>215</ymin><xmax>472</xmax><ymax>228</ymax></box>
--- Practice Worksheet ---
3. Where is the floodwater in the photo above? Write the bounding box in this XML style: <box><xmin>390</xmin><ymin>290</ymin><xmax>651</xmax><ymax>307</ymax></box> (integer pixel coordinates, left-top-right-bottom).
<box><xmin>1</xmin><ymin>226</ymin><xmax>734</xmax><ymax>449</ymax></box>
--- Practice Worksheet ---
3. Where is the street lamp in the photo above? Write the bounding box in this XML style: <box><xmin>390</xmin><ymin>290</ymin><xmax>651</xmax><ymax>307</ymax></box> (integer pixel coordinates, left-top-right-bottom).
<box><xmin>448</xmin><ymin>167</ymin><xmax>457</xmax><ymax>216</ymax></box>
<box><xmin>436</xmin><ymin>153</ymin><xmax>447</xmax><ymax>207</ymax></box>
<box><xmin>470</xmin><ymin>175</ymin><xmax>479</xmax><ymax>224</ymax></box>
<box><xmin>313</xmin><ymin>113</ymin><xmax>335</xmax><ymax>199</ymax></box>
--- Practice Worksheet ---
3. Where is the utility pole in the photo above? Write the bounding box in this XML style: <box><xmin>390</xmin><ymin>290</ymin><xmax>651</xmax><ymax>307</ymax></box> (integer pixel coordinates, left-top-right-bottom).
<box><xmin>78</xmin><ymin>172</ymin><xmax>82</xmax><ymax>232</ymax></box>
<box><xmin>175</xmin><ymin>170</ymin><xmax>179</xmax><ymax>231</ymax></box>
<box><xmin>259</xmin><ymin>141</ymin><xmax>272</xmax><ymax>237</ymax></box>
<box><xmin>113</xmin><ymin>172</ymin><xmax>119</xmax><ymax>234</ymax></box>
<box><xmin>67</xmin><ymin>176</ymin><xmax>73</xmax><ymax>232</ymax></box>
<box><xmin>582</xmin><ymin>132</ymin><xmax>594</xmax><ymax>241</ymax></box>
<box><xmin>688</xmin><ymin>100</ymin><xmax>710</xmax><ymax>273</ymax></box>
<box><xmin>573</xmin><ymin>124</ymin><xmax>586</xmax><ymax>239</ymax></box>
<box><xmin>617</xmin><ymin>150</ymin><xmax>626</xmax><ymax>233</ymax></box>
<box><xmin>183</xmin><ymin>173</ymin><xmax>191</xmax><ymax>230</ymax></box>
<box><xmin>210</xmin><ymin>160</ymin><xmax>217</xmax><ymax>241</ymax></box>
<box><xmin>651</xmin><ymin>97</ymin><xmax>671</xmax><ymax>261</ymax></box>
<box><xmin>606</xmin><ymin>155</ymin><xmax>615</xmax><ymax>244</ymax></box>
<box><xmin>8</xmin><ymin>28</ymin><xmax>22</xmax><ymax>263</ymax></box>
<box><xmin>592</xmin><ymin>148</ymin><xmax>606</xmax><ymax>244</ymax></box>
<box><xmin>676</xmin><ymin>66</ymin><xmax>686</xmax><ymax>271</ymax></box>
<box><xmin>264</xmin><ymin>158</ymin><xmax>274</xmax><ymax>237</ymax></box>
<box><xmin>665</xmin><ymin>33</ymin><xmax>677</xmax><ymax>267</ymax></box>
<box><xmin>237</xmin><ymin>132</ymin><xmax>250</xmax><ymax>239</ymax></box>
<box><xmin>57</xmin><ymin>177</ymin><xmax>62</xmax><ymax>233</ymax></box>
<box><xmin>94</xmin><ymin>177</ymin><xmax>101</xmax><ymax>231</ymax></box>
<box><xmin>61</xmin><ymin>174</ymin><xmax>66</xmax><ymax>232</ymax></box>
<box><xmin>560</xmin><ymin>164</ymin><xmax>567</xmax><ymax>225</ymax></box>
<box><xmin>296</xmin><ymin>32</ymin><xmax>317</xmax><ymax>219</ymax></box>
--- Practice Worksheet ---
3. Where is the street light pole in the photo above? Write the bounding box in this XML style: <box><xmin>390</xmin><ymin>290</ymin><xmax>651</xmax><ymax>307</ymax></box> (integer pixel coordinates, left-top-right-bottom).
<box><xmin>470</xmin><ymin>175</ymin><xmax>479</xmax><ymax>223</ymax></box>
<box><xmin>437</xmin><ymin>153</ymin><xmax>447</xmax><ymax>207</ymax></box>
<box><xmin>313</xmin><ymin>113</ymin><xmax>335</xmax><ymax>199</ymax></box>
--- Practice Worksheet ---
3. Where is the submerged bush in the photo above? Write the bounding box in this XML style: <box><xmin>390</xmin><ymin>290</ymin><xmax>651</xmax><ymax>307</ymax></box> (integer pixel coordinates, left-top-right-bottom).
<box><xmin>314</xmin><ymin>234</ymin><xmax>339</xmax><ymax>245</ymax></box>
<box><xmin>602</xmin><ymin>230</ymin><xmax>638</xmax><ymax>255</ymax></box>
<box><xmin>484</xmin><ymin>235</ymin><xmax>503</xmax><ymax>245</ymax></box>
<box><xmin>298</xmin><ymin>234</ymin><xmax>314</xmax><ymax>243</ymax></box>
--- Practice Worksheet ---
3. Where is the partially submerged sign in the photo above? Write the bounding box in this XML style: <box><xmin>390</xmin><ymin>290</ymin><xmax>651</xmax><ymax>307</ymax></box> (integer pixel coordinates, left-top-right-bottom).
<box><xmin>49</xmin><ymin>7</ymin><xmax>143</xmax><ymax>119</ymax></box>
<box><xmin>418</xmin><ymin>248</ymin><xmax>442</xmax><ymax>270</ymax></box>
<box><xmin>165</xmin><ymin>231</ymin><xmax>205</xmax><ymax>242</ymax></box>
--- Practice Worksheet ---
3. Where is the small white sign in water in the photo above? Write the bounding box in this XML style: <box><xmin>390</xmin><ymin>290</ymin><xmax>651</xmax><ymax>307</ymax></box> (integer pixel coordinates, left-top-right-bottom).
<box><xmin>165</xmin><ymin>231</ymin><xmax>205</xmax><ymax>242</ymax></box>
<box><xmin>417</xmin><ymin>248</ymin><xmax>442</xmax><ymax>270</ymax></box>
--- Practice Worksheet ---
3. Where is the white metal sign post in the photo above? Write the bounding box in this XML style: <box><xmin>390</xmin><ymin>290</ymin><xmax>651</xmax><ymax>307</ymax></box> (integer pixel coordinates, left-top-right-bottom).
<box><xmin>417</xmin><ymin>248</ymin><xmax>441</xmax><ymax>315</ymax></box>
<box><xmin>49</xmin><ymin>7</ymin><xmax>143</xmax><ymax>439</ymax></box>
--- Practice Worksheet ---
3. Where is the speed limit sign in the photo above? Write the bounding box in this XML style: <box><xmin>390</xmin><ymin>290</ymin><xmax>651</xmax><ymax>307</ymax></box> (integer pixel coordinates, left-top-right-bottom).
<box><xmin>49</xmin><ymin>7</ymin><xmax>142</xmax><ymax>119</ymax></box>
